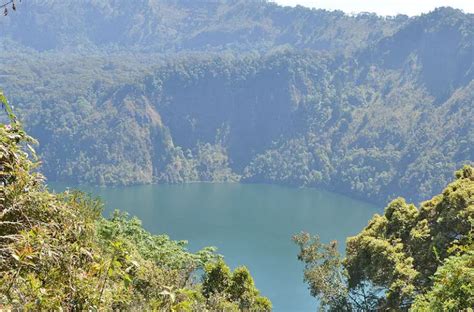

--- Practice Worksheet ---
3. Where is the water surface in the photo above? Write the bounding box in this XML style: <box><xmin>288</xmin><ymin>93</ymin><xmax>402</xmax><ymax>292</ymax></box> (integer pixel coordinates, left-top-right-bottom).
<box><xmin>51</xmin><ymin>182</ymin><xmax>379</xmax><ymax>311</ymax></box>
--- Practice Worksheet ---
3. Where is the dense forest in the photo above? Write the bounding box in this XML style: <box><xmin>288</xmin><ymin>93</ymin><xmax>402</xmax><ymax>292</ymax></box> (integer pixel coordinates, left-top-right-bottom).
<box><xmin>1</xmin><ymin>1</ymin><xmax>472</xmax><ymax>204</ymax></box>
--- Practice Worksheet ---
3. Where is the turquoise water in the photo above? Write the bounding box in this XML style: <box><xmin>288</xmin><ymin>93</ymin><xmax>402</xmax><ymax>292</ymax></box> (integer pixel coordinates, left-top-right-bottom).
<box><xmin>50</xmin><ymin>182</ymin><xmax>379</xmax><ymax>311</ymax></box>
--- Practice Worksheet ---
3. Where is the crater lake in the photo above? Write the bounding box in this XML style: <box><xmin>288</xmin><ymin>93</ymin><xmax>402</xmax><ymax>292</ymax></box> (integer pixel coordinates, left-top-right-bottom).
<box><xmin>50</xmin><ymin>182</ymin><xmax>379</xmax><ymax>311</ymax></box>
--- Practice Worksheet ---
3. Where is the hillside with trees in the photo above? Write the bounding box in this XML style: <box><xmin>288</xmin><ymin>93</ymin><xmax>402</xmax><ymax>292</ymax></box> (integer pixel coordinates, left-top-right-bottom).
<box><xmin>0</xmin><ymin>2</ymin><xmax>472</xmax><ymax>205</ymax></box>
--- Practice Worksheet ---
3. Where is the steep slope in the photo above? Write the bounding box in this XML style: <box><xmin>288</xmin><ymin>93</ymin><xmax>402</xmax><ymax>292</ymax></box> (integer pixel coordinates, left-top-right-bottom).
<box><xmin>362</xmin><ymin>7</ymin><xmax>473</xmax><ymax>100</ymax></box>
<box><xmin>0</xmin><ymin>7</ymin><xmax>472</xmax><ymax>204</ymax></box>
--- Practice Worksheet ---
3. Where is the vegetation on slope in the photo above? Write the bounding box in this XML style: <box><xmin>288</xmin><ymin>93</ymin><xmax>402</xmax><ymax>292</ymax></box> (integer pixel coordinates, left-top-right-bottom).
<box><xmin>1</xmin><ymin>7</ymin><xmax>471</xmax><ymax>204</ymax></box>
<box><xmin>0</xmin><ymin>95</ymin><xmax>270</xmax><ymax>310</ymax></box>
<box><xmin>294</xmin><ymin>165</ymin><xmax>474</xmax><ymax>311</ymax></box>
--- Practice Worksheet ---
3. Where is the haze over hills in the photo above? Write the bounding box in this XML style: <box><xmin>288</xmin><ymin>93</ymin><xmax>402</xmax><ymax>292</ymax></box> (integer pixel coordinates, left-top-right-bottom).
<box><xmin>0</xmin><ymin>0</ymin><xmax>406</xmax><ymax>54</ymax></box>
<box><xmin>0</xmin><ymin>0</ymin><xmax>472</xmax><ymax>204</ymax></box>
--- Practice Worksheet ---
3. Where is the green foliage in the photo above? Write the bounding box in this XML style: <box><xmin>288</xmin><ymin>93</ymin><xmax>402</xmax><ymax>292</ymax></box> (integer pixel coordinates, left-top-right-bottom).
<box><xmin>0</xmin><ymin>90</ymin><xmax>15</xmax><ymax>121</ymax></box>
<box><xmin>292</xmin><ymin>233</ymin><xmax>350</xmax><ymax>311</ymax></box>
<box><xmin>228</xmin><ymin>267</ymin><xmax>259</xmax><ymax>307</ymax></box>
<box><xmin>203</xmin><ymin>259</ymin><xmax>232</xmax><ymax>297</ymax></box>
<box><xmin>98</xmin><ymin>210</ymin><xmax>218</xmax><ymax>271</ymax></box>
<box><xmin>345</xmin><ymin>165</ymin><xmax>474</xmax><ymax>309</ymax></box>
<box><xmin>202</xmin><ymin>260</ymin><xmax>272</xmax><ymax>311</ymax></box>
<box><xmin>0</xmin><ymin>95</ymin><xmax>270</xmax><ymax>310</ymax></box>
<box><xmin>411</xmin><ymin>251</ymin><xmax>474</xmax><ymax>311</ymax></box>
<box><xmin>295</xmin><ymin>166</ymin><xmax>474</xmax><ymax>310</ymax></box>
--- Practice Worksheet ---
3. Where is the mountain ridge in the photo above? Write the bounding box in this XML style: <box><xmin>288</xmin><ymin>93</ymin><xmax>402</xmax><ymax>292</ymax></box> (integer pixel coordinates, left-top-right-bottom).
<box><xmin>0</xmin><ymin>3</ymin><xmax>472</xmax><ymax>204</ymax></box>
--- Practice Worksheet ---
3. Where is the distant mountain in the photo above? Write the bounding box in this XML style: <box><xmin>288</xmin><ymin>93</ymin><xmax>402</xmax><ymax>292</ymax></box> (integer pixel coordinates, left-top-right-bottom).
<box><xmin>1</xmin><ymin>0</ymin><xmax>405</xmax><ymax>54</ymax></box>
<box><xmin>0</xmin><ymin>3</ymin><xmax>472</xmax><ymax>204</ymax></box>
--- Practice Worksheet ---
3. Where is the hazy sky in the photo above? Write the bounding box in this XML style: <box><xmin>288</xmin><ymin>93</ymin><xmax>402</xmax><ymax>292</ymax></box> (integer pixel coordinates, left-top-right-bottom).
<box><xmin>272</xmin><ymin>0</ymin><xmax>474</xmax><ymax>16</ymax></box>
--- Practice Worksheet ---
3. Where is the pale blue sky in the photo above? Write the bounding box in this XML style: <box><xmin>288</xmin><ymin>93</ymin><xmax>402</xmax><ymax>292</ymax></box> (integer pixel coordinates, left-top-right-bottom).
<box><xmin>272</xmin><ymin>0</ymin><xmax>474</xmax><ymax>16</ymax></box>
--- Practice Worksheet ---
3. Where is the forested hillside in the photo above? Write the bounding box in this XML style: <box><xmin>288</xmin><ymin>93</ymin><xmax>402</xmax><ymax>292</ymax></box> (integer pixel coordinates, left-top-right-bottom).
<box><xmin>0</xmin><ymin>2</ymin><xmax>472</xmax><ymax>204</ymax></box>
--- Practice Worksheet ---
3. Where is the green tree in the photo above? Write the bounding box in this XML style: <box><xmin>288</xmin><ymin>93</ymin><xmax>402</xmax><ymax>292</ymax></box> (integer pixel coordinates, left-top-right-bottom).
<box><xmin>202</xmin><ymin>259</ymin><xmax>232</xmax><ymax>298</ymax></box>
<box><xmin>295</xmin><ymin>166</ymin><xmax>474</xmax><ymax>311</ymax></box>
<box><xmin>411</xmin><ymin>251</ymin><xmax>474</xmax><ymax>311</ymax></box>
<box><xmin>202</xmin><ymin>259</ymin><xmax>272</xmax><ymax>311</ymax></box>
